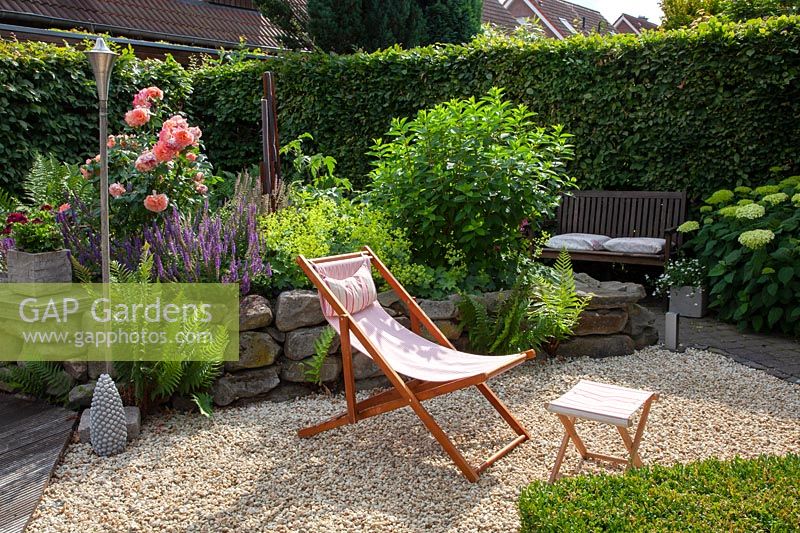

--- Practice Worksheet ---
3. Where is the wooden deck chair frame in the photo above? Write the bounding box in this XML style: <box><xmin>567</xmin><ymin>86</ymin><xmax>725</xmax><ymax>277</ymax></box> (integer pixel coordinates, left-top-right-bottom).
<box><xmin>296</xmin><ymin>246</ymin><xmax>536</xmax><ymax>482</ymax></box>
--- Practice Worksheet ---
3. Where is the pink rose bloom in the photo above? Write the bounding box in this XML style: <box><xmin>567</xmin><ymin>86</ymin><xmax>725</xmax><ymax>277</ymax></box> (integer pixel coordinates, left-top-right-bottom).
<box><xmin>143</xmin><ymin>191</ymin><xmax>169</xmax><ymax>213</ymax></box>
<box><xmin>107</xmin><ymin>135</ymin><xmax>116</xmax><ymax>148</ymax></box>
<box><xmin>80</xmin><ymin>167</ymin><xmax>91</xmax><ymax>179</ymax></box>
<box><xmin>153</xmin><ymin>141</ymin><xmax>178</xmax><ymax>163</ymax></box>
<box><xmin>132</xmin><ymin>86</ymin><xmax>164</xmax><ymax>108</ymax></box>
<box><xmin>195</xmin><ymin>183</ymin><xmax>208</xmax><ymax>195</ymax></box>
<box><xmin>125</xmin><ymin>107</ymin><xmax>150</xmax><ymax>128</ymax></box>
<box><xmin>188</xmin><ymin>126</ymin><xmax>202</xmax><ymax>144</ymax></box>
<box><xmin>94</xmin><ymin>154</ymin><xmax>101</xmax><ymax>162</ymax></box>
<box><xmin>133</xmin><ymin>90</ymin><xmax>150</xmax><ymax>108</ymax></box>
<box><xmin>173</xmin><ymin>129</ymin><xmax>194</xmax><ymax>149</ymax></box>
<box><xmin>57</xmin><ymin>203</ymin><xmax>71</xmax><ymax>213</ymax></box>
<box><xmin>135</xmin><ymin>151</ymin><xmax>158</xmax><ymax>172</ymax></box>
<box><xmin>109</xmin><ymin>183</ymin><xmax>126</xmax><ymax>198</ymax></box>
<box><xmin>85</xmin><ymin>158</ymin><xmax>92</xmax><ymax>165</ymax></box>
<box><xmin>194</xmin><ymin>172</ymin><xmax>204</xmax><ymax>182</ymax></box>
<box><xmin>146</xmin><ymin>86</ymin><xmax>164</xmax><ymax>100</ymax></box>
<box><xmin>165</xmin><ymin>115</ymin><xmax>188</xmax><ymax>130</ymax></box>
<box><xmin>186</xmin><ymin>152</ymin><xmax>198</xmax><ymax>162</ymax></box>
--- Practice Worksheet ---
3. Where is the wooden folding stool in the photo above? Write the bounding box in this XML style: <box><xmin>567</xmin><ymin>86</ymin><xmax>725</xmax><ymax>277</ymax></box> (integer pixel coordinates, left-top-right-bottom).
<box><xmin>546</xmin><ymin>380</ymin><xmax>658</xmax><ymax>483</ymax></box>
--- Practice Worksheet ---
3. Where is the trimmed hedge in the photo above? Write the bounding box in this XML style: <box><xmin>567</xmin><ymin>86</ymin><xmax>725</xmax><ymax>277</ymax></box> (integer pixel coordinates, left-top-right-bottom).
<box><xmin>2</xmin><ymin>16</ymin><xmax>800</xmax><ymax>198</ymax></box>
<box><xmin>191</xmin><ymin>16</ymin><xmax>800</xmax><ymax>197</ymax></box>
<box><xmin>0</xmin><ymin>40</ymin><xmax>191</xmax><ymax>192</ymax></box>
<box><xmin>518</xmin><ymin>454</ymin><xmax>800</xmax><ymax>531</ymax></box>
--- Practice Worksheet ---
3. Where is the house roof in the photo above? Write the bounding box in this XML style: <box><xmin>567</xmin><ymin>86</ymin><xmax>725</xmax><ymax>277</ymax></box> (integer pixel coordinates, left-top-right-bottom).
<box><xmin>0</xmin><ymin>0</ymin><xmax>287</xmax><ymax>50</ymax></box>
<box><xmin>613</xmin><ymin>13</ymin><xmax>659</xmax><ymax>35</ymax></box>
<box><xmin>511</xmin><ymin>0</ymin><xmax>613</xmax><ymax>39</ymax></box>
<box><xmin>482</xmin><ymin>0</ymin><xmax>519</xmax><ymax>31</ymax></box>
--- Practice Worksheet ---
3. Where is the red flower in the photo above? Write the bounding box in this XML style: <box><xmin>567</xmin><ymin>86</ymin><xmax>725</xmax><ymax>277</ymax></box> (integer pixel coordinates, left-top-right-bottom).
<box><xmin>6</xmin><ymin>212</ymin><xmax>27</xmax><ymax>224</ymax></box>
<box><xmin>31</xmin><ymin>218</ymin><xmax>43</xmax><ymax>224</ymax></box>
<box><xmin>41</xmin><ymin>204</ymin><xmax>53</xmax><ymax>211</ymax></box>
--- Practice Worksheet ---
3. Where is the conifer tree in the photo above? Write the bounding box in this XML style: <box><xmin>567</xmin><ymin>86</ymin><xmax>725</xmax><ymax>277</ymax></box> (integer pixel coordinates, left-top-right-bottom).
<box><xmin>256</xmin><ymin>0</ymin><xmax>483</xmax><ymax>52</ymax></box>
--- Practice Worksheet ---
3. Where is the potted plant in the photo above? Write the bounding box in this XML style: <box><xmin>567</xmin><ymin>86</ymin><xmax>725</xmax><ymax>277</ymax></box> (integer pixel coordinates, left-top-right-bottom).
<box><xmin>653</xmin><ymin>258</ymin><xmax>707</xmax><ymax>318</ymax></box>
<box><xmin>4</xmin><ymin>204</ymin><xmax>72</xmax><ymax>283</ymax></box>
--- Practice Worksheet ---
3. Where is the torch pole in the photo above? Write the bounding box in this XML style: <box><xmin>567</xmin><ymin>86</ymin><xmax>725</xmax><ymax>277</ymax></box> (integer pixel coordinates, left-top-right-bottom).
<box><xmin>99</xmin><ymin>97</ymin><xmax>111</xmax><ymax>287</ymax></box>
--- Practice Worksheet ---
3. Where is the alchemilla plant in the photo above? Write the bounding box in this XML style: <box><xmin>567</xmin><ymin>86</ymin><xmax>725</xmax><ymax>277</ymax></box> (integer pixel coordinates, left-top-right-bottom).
<box><xmin>679</xmin><ymin>176</ymin><xmax>800</xmax><ymax>334</ymax></box>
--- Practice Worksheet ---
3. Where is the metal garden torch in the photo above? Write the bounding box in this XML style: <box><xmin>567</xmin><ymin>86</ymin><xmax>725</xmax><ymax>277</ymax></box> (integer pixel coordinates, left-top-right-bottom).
<box><xmin>86</xmin><ymin>37</ymin><xmax>117</xmax><ymax>287</ymax></box>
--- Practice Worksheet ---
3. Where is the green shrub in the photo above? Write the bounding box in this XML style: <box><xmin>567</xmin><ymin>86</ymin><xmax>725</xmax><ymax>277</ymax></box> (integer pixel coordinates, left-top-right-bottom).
<box><xmin>368</xmin><ymin>88</ymin><xmax>574</xmax><ymax>279</ymax></box>
<box><xmin>518</xmin><ymin>454</ymin><xmax>800</xmax><ymax>531</ymax></box>
<box><xmin>4</xmin><ymin>17</ymin><xmax>800</xmax><ymax>198</ymax></box>
<box><xmin>681</xmin><ymin>177</ymin><xmax>800</xmax><ymax>335</ymax></box>
<box><xmin>190</xmin><ymin>16</ymin><xmax>800</xmax><ymax>198</ymax></box>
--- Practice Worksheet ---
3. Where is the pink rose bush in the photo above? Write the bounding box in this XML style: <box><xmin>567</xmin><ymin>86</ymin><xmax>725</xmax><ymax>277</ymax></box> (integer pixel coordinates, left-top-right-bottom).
<box><xmin>79</xmin><ymin>86</ymin><xmax>218</xmax><ymax>233</ymax></box>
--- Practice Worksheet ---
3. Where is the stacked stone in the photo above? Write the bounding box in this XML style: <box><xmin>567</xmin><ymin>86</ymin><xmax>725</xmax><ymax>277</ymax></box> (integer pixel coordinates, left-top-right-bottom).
<box><xmin>558</xmin><ymin>273</ymin><xmax>659</xmax><ymax>358</ymax></box>
<box><xmin>55</xmin><ymin>277</ymin><xmax>658</xmax><ymax>409</ymax></box>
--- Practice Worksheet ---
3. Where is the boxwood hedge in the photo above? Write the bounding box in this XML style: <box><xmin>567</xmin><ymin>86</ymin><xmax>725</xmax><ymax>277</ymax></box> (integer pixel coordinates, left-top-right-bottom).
<box><xmin>2</xmin><ymin>16</ymin><xmax>800</xmax><ymax>198</ymax></box>
<box><xmin>519</xmin><ymin>454</ymin><xmax>800</xmax><ymax>531</ymax></box>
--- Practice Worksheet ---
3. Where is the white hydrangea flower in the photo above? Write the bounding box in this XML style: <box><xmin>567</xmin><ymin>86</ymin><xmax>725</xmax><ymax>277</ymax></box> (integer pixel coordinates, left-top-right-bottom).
<box><xmin>738</xmin><ymin>229</ymin><xmax>775</xmax><ymax>250</ymax></box>
<box><xmin>677</xmin><ymin>220</ymin><xmax>700</xmax><ymax>233</ymax></box>
<box><xmin>735</xmin><ymin>203</ymin><xmax>765</xmax><ymax>220</ymax></box>
<box><xmin>762</xmin><ymin>192</ymin><xmax>788</xmax><ymax>205</ymax></box>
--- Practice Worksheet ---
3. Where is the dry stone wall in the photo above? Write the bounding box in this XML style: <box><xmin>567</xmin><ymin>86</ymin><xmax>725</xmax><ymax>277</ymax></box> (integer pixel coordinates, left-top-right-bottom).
<box><xmin>2</xmin><ymin>274</ymin><xmax>657</xmax><ymax>409</ymax></box>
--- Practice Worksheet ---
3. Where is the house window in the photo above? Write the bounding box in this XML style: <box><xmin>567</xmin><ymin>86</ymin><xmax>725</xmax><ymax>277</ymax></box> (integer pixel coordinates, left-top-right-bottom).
<box><xmin>559</xmin><ymin>18</ymin><xmax>578</xmax><ymax>34</ymax></box>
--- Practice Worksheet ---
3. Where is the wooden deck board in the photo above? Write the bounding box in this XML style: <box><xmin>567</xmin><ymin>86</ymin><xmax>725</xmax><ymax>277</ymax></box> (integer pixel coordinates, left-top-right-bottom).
<box><xmin>0</xmin><ymin>394</ymin><xmax>75</xmax><ymax>533</ymax></box>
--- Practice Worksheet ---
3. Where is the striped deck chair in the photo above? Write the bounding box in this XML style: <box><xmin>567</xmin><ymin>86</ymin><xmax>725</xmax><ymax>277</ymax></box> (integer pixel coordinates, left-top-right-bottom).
<box><xmin>296</xmin><ymin>246</ymin><xmax>536</xmax><ymax>482</ymax></box>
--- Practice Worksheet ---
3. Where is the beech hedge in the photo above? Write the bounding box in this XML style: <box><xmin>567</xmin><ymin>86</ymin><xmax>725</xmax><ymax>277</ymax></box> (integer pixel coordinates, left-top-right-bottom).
<box><xmin>0</xmin><ymin>40</ymin><xmax>191</xmax><ymax>192</ymax></box>
<box><xmin>191</xmin><ymin>16</ymin><xmax>800</xmax><ymax>198</ymax></box>
<box><xmin>2</xmin><ymin>16</ymin><xmax>800</xmax><ymax>198</ymax></box>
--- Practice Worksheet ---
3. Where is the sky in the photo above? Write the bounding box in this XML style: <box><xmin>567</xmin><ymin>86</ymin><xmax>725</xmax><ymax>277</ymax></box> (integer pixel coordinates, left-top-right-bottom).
<box><xmin>572</xmin><ymin>0</ymin><xmax>665</xmax><ymax>24</ymax></box>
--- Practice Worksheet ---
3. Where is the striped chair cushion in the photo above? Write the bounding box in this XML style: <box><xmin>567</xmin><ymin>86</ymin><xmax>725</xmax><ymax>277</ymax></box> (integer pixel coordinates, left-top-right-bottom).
<box><xmin>317</xmin><ymin>259</ymin><xmax>377</xmax><ymax>317</ymax></box>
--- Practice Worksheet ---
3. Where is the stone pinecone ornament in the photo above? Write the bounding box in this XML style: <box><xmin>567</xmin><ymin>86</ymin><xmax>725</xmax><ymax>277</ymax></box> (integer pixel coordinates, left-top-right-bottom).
<box><xmin>90</xmin><ymin>373</ymin><xmax>127</xmax><ymax>456</ymax></box>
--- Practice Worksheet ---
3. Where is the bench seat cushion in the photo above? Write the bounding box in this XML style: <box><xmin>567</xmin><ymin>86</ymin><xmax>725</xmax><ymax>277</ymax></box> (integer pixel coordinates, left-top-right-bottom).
<box><xmin>602</xmin><ymin>237</ymin><xmax>666</xmax><ymax>255</ymax></box>
<box><xmin>545</xmin><ymin>233</ymin><xmax>611</xmax><ymax>251</ymax></box>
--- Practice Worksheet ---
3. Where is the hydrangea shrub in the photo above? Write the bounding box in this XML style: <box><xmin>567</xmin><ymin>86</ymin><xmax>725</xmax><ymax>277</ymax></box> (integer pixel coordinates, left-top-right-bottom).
<box><xmin>680</xmin><ymin>176</ymin><xmax>800</xmax><ymax>334</ymax></box>
<box><xmin>368</xmin><ymin>88</ymin><xmax>574</xmax><ymax>281</ymax></box>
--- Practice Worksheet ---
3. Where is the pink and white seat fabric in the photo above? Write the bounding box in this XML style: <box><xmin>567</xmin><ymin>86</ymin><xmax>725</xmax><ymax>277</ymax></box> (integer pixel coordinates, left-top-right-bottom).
<box><xmin>313</xmin><ymin>255</ymin><xmax>527</xmax><ymax>383</ymax></box>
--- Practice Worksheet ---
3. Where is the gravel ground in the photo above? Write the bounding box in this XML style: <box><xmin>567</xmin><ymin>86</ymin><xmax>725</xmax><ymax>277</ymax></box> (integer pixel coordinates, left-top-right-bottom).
<box><xmin>28</xmin><ymin>348</ymin><xmax>800</xmax><ymax>533</ymax></box>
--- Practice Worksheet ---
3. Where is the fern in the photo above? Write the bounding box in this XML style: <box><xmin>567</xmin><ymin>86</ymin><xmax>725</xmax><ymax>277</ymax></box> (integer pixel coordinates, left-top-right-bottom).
<box><xmin>152</xmin><ymin>360</ymin><xmax>183</xmax><ymax>399</ymax></box>
<box><xmin>527</xmin><ymin>249</ymin><xmax>591</xmax><ymax>356</ymax></box>
<box><xmin>191</xmin><ymin>392</ymin><xmax>215</xmax><ymax>418</ymax></box>
<box><xmin>0</xmin><ymin>362</ymin><xmax>71</xmax><ymax>404</ymax></box>
<box><xmin>22</xmin><ymin>153</ymin><xmax>89</xmax><ymax>207</ymax></box>
<box><xmin>303</xmin><ymin>326</ymin><xmax>336</xmax><ymax>386</ymax></box>
<box><xmin>458</xmin><ymin>293</ymin><xmax>494</xmax><ymax>352</ymax></box>
<box><xmin>110</xmin><ymin>244</ymin><xmax>225</xmax><ymax>416</ymax></box>
<box><xmin>0</xmin><ymin>188</ymin><xmax>19</xmax><ymax>214</ymax></box>
<box><xmin>458</xmin><ymin>280</ymin><xmax>533</xmax><ymax>355</ymax></box>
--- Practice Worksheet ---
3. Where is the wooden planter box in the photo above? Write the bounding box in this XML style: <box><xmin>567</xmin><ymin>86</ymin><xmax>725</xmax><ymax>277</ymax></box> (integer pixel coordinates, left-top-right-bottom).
<box><xmin>6</xmin><ymin>249</ymin><xmax>72</xmax><ymax>283</ymax></box>
<box><xmin>668</xmin><ymin>285</ymin><xmax>707</xmax><ymax>318</ymax></box>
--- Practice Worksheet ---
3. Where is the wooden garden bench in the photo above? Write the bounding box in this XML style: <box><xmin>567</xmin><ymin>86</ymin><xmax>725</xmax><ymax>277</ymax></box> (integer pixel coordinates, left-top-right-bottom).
<box><xmin>540</xmin><ymin>191</ymin><xmax>687</xmax><ymax>267</ymax></box>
